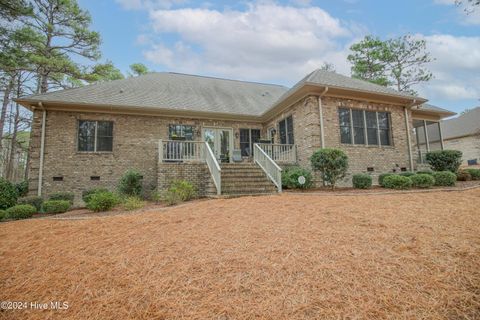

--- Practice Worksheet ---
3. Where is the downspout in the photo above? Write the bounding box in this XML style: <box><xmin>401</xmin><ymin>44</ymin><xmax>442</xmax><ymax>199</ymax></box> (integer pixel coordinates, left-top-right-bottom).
<box><xmin>318</xmin><ymin>87</ymin><xmax>329</xmax><ymax>149</ymax></box>
<box><xmin>404</xmin><ymin>100</ymin><xmax>416</xmax><ymax>172</ymax></box>
<box><xmin>37</xmin><ymin>102</ymin><xmax>46</xmax><ymax>197</ymax></box>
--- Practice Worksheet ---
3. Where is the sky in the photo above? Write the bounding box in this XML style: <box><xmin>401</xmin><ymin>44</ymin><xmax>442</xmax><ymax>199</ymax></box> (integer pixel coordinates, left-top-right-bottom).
<box><xmin>77</xmin><ymin>0</ymin><xmax>480</xmax><ymax>113</ymax></box>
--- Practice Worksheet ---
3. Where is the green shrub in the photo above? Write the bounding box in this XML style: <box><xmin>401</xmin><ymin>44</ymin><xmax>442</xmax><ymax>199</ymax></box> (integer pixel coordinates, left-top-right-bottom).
<box><xmin>42</xmin><ymin>200</ymin><xmax>71</xmax><ymax>214</ymax></box>
<box><xmin>82</xmin><ymin>187</ymin><xmax>109</xmax><ymax>204</ymax></box>
<box><xmin>426</xmin><ymin>150</ymin><xmax>462</xmax><ymax>173</ymax></box>
<box><xmin>150</xmin><ymin>190</ymin><xmax>162</xmax><ymax>203</ymax></box>
<box><xmin>86</xmin><ymin>192</ymin><xmax>119</xmax><ymax>212</ymax></box>
<box><xmin>382</xmin><ymin>175</ymin><xmax>413</xmax><ymax>190</ymax></box>
<box><xmin>433</xmin><ymin>171</ymin><xmax>457</xmax><ymax>187</ymax></box>
<box><xmin>411</xmin><ymin>174</ymin><xmax>435</xmax><ymax>188</ymax></box>
<box><xmin>48</xmin><ymin>192</ymin><xmax>74</xmax><ymax>204</ymax></box>
<box><xmin>0</xmin><ymin>178</ymin><xmax>18</xmax><ymax>210</ymax></box>
<box><xmin>310</xmin><ymin>148</ymin><xmax>348</xmax><ymax>189</ymax></box>
<box><xmin>378</xmin><ymin>173</ymin><xmax>395</xmax><ymax>187</ymax></box>
<box><xmin>352</xmin><ymin>174</ymin><xmax>372</xmax><ymax>189</ymax></box>
<box><xmin>6</xmin><ymin>204</ymin><xmax>36</xmax><ymax>220</ymax></box>
<box><xmin>123</xmin><ymin>196</ymin><xmax>145</xmax><ymax>211</ymax></box>
<box><xmin>399</xmin><ymin>171</ymin><xmax>415</xmax><ymax>177</ymax></box>
<box><xmin>118</xmin><ymin>169</ymin><xmax>143</xmax><ymax>196</ymax></box>
<box><xmin>169</xmin><ymin>180</ymin><xmax>197</xmax><ymax>201</ymax></box>
<box><xmin>17</xmin><ymin>196</ymin><xmax>43</xmax><ymax>211</ymax></box>
<box><xmin>0</xmin><ymin>210</ymin><xmax>7</xmax><ymax>220</ymax></box>
<box><xmin>15</xmin><ymin>180</ymin><xmax>28</xmax><ymax>197</ymax></box>
<box><xmin>456</xmin><ymin>170</ymin><xmax>472</xmax><ymax>181</ymax></box>
<box><xmin>281</xmin><ymin>166</ymin><xmax>313</xmax><ymax>189</ymax></box>
<box><xmin>163</xmin><ymin>190</ymin><xmax>182</xmax><ymax>206</ymax></box>
<box><xmin>465</xmin><ymin>168</ymin><xmax>480</xmax><ymax>180</ymax></box>
<box><xmin>417</xmin><ymin>170</ymin><xmax>434</xmax><ymax>175</ymax></box>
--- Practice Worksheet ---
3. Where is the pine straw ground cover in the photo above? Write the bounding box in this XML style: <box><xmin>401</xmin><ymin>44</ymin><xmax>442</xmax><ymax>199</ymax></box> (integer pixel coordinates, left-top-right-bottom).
<box><xmin>1</xmin><ymin>189</ymin><xmax>479</xmax><ymax>319</ymax></box>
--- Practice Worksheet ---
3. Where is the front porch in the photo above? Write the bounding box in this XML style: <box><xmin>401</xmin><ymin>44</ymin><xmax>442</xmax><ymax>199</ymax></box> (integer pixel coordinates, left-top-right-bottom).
<box><xmin>157</xmin><ymin>140</ymin><xmax>297</xmax><ymax>195</ymax></box>
<box><xmin>412</xmin><ymin>119</ymin><xmax>445</xmax><ymax>165</ymax></box>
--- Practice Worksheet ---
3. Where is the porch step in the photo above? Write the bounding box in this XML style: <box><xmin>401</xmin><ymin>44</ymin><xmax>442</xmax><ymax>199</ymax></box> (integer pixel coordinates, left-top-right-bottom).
<box><xmin>220</xmin><ymin>163</ymin><xmax>278</xmax><ymax>195</ymax></box>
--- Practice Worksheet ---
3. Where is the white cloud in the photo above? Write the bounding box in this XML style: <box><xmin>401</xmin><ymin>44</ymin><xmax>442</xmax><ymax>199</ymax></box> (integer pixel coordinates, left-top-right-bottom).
<box><xmin>141</xmin><ymin>2</ymin><xmax>356</xmax><ymax>84</ymax></box>
<box><xmin>416</xmin><ymin>34</ymin><xmax>480</xmax><ymax>101</ymax></box>
<box><xmin>432</xmin><ymin>0</ymin><xmax>480</xmax><ymax>25</ymax></box>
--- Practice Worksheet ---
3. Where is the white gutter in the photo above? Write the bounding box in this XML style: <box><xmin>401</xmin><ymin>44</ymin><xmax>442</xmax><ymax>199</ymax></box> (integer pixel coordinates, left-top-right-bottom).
<box><xmin>318</xmin><ymin>87</ymin><xmax>329</xmax><ymax>148</ymax></box>
<box><xmin>37</xmin><ymin>102</ymin><xmax>46</xmax><ymax>196</ymax></box>
<box><xmin>404</xmin><ymin>99</ymin><xmax>416</xmax><ymax>171</ymax></box>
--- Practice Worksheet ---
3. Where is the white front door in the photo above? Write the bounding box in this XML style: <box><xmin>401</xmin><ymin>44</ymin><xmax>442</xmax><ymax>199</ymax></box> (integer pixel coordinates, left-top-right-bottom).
<box><xmin>203</xmin><ymin>127</ymin><xmax>233</xmax><ymax>163</ymax></box>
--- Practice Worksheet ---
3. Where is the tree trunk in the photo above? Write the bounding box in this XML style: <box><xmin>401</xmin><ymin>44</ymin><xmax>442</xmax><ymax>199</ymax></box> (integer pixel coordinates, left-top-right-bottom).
<box><xmin>0</xmin><ymin>77</ymin><xmax>14</xmax><ymax>156</ymax></box>
<box><xmin>6</xmin><ymin>102</ymin><xmax>19</xmax><ymax>180</ymax></box>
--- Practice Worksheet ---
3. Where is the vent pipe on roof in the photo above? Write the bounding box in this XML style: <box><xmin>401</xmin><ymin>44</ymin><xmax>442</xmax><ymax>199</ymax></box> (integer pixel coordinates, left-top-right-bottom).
<box><xmin>318</xmin><ymin>87</ymin><xmax>329</xmax><ymax>148</ymax></box>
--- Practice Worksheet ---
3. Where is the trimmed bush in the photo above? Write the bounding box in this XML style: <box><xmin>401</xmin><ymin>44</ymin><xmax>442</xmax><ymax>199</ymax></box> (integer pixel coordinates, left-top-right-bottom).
<box><xmin>456</xmin><ymin>170</ymin><xmax>472</xmax><ymax>181</ymax></box>
<box><xmin>426</xmin><ymin>150</ymin><xmax>462</xmax><ymax>173</ymax></box>
<box><xmin>379</xmin><ymin>173</ymin><xmax>395</xmax><ymax>187</ymax></box>
<box><xmin>123</xmin><ymin>196</ymin><xmax>145</xmax><ymax>211</ymax></box>
<box><xmin>382</xmin><ymin>175</ymin><xmax>413</xmax><ymax>190</ymax></box>
<box><xmin>0</xmin><ymin>178</ymin><xmax>18</xmax><ymax>210</ymax></box>
<box><xmin>17</xmin><ymin>196</ymin><xmax>43</xmax><ymax>211</ymax></box>
<box><xmin>86</xmin><ymin>192</ymin><xmax>119</xmax><ymax>212</ymax></box>
<box><xmin>15</xmin><ymin>181</ymin><xmax>28</xmax><ymax>197</ymax></box>
<box><xmin>310</xmin><ymin>148</ymin><xmax>348</xmax><ymax>189</ymax></box>
<box><xmin>169</xmin><ymin>180</ymin><xmax>197</xmax><ymax>201</ymax></box>
<box><xmin>399</xmin><ymin>171</ymin><xmax>415</xmax><ymax>177</ymax></box>
<box><xmin>6</xmin><ymin>204</ymin><xmax>36</xmax><ymax>220</ymax></box>
<box><xmin>465</xmin><ymin>168</ymin><xmax>480</xmax><ymax>180</ymax></box>
<box><xmin>352</xmin><ymin>174</ymin><xmax>372</xmax><ymax>189</ymax></box>
<box><xmin>82</xmin><ymin>187</ymin><xmax>109</xmax><ymax>204</ymax></box>
<box><xmin>118</xmin><ymin>169</ymin><xmax>143</xmax><ymax>196</ymax></box>
<box><xmin>433</xmin><ymin>171</ymin><xmax>457</xmax><ymax>187</ymax></box>
<box><xmin>416</xmin><ymin>170</ymin><xmax>434</xmax><ymax>175</ymax></box>
<box><xmin>42</xmin><ymin>200</ymin><xmax>71</xmax><ymax>214</ymax></box>
<box><xmin>411</xmin><ymin>174</ymin><xmax>435</xmax><ymax>188</ymax></box>
<box><xmin>281</xmin><ymin>166</ymin><xmax>313</xmax><ymax>189</ymax></box>
<box><xmin>48</xmin><ymin>192</ymin><xmax>74</xmax><ymax>205</ymax></box>
<box><xmin>0</xmin><ymin>210</ymin><xmax>7</xmax><ymax>220</ymax></box>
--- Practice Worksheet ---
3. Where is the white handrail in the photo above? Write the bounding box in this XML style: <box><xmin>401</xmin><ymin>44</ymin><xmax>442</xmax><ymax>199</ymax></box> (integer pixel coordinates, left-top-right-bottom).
<box><xmin>204</xmin><ymin>142</ymin><xmax>221</xmax><ymax>195</ymax></box>
<box><xmin>254</xmin><ymin>143</ymin><xmax>282</xmax><ymax>192</ymax></box>
<box><xmin>159</xmin><ymin>140</ymin><xmax>205</xmax><ymax>162</ymax></box>
<box><xmin>256</xmin><ymin>143</ymin><xmax>296</xmax><ymax>163</ymax></box>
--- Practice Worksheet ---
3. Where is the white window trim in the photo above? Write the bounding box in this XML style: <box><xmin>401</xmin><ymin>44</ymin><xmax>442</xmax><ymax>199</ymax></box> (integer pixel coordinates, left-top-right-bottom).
<box><xmin>78</xmin><ymin>120</ymin><xmax>113</xmax><ymax>153</ymax></box>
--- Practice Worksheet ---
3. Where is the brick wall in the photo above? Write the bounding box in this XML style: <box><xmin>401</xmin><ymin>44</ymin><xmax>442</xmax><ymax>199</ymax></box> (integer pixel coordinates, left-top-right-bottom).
<box><xmin>157</xmin><ymin>163</ymin><xmax>212</xmax><ymax>197</ymax></box>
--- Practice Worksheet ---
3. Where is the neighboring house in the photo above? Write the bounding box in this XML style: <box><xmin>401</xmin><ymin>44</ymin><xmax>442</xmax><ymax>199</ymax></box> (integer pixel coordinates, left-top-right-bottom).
<box><xmin>416</xmin><ymin>107</ymin><xmax>480</xmax><ymax>165</ymax></box>
<box><xmin>16</xmin><ymin>70</ymin><xmax>455</xmax><ymax>204</ymax></box>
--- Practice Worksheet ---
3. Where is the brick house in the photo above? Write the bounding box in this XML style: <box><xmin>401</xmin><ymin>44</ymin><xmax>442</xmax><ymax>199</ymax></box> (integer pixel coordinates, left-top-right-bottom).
<box><xmin>16</xmin><ymin>70</ymin><xmax>455</xmax><ymax>204</ymax></box>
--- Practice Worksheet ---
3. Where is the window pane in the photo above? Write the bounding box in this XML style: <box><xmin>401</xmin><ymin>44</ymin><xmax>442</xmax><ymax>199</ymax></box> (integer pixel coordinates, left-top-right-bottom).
<box><xmin>365</xmin><ymin>112</ymin><xmax>378</xmax><ymax>145</ymax></box>
<box><xmin>251</xmin><ymin>129</ymin><xmax>261</xmax><ymax>143</ymax></box>
<box><xmin>379</xmin><ymin>129</ymin><xmax>391</xmax><ymax>146</ymax></box>
<box><xmin>183</xmin><ymin>126</ymin><xmax>194</xmax><ymax>140</ymax></box>
<box><xmin>279</xmin><ymin>120</ymin><xmax>287</xmax><ymax>144</ymax></box>
<box><xmin>338</xmin><ymin>108</ymin><xmax>352</xmax><ymax>144</ymax></box>
<box><xmin>351</xmin><ymin>110</ymin><xmax>365</xmax><ymax>145</ymax></box>
<box><xmin>378</xmin><ymin>112</ymin><xmax>390</xmax><ymax>129</ymax></box>
<box><xmin>78</xmin><ymin>120</ymin><xmax>95</xmax><ymax>151</ymax></box>
<box><xmin>338</xmin><ymin>108</ymin><xmax>350</xmax><ymax>126</ymax></box>
<box><xmin>286</xmin><ymin>116</ymin><xmax>294</xmax><ymax>144</ymax></box>
<box><xmin>240</xmin><ymin>129</ymin><xmax>250</xmax><ymax>156</ymax></box>
<box><xmin>96</xmin><ymin>121</ymin><xmax>113</xmax><ymax>152</ymax></box>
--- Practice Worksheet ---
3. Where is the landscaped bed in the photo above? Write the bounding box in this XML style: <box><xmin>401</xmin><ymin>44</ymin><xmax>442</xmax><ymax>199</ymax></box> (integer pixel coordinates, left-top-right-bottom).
<box><xmin>1</xmin><ymin>189</ymin><xmax>479</xmax><ymax>319</ymax></box>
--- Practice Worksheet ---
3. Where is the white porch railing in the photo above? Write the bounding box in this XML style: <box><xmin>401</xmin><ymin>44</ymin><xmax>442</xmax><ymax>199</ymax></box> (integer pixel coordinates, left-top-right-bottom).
<box><xmin>158</xmin><ymin>140</ymin><xmax>221</xmax><ymax>195</ymax></box>
<box><xmin>253</xmin><ymin>143</ymin><xmax>282</xmax><ymax>192</ymax></box>
<box><xmin>256</xmin><ymin>143</ymin><xmax>296</xmax><ymax>163</ymax></box>
<box><xmin>158</xmin><ymin>140</ymin><xmax>205</xmax><ymax>162</ymax></box>
<box><xmin>204</xmin><ymin>142</ymin><xmax>221</xmax><ymax>195</ymax></box>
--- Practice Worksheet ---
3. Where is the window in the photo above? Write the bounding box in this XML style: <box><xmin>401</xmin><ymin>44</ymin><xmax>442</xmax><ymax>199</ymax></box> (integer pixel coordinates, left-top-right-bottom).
<box><xmin>337</xmin><ymin>108</ymin><xmax>392</xmax><ymax>146</ymax></box>
<box><xmin>278</xmin><ymin>115</ymin><xmax>294</xmax><ymax>144</ymax></box>
<box><xmin>168</xmin><ymin>125</ymin><xmax>194</xmax><ymax>140</ymax></box>
<box><xmin>78</xmin><ymin>120</ymin><xmax>113</xmax><ymax>152</ymax></box>
<box><xmin>240</xmin><ymin>128</ymin><xmax>261</xmax><ymax>156</ymax></box>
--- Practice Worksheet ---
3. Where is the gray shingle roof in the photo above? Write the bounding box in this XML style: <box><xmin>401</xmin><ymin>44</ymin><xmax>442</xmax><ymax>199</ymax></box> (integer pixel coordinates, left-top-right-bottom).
<box><xmin>19</xmin><ymin>69</ymin><xmax>429</xmax><ymax>117</ymax></box>
<box><xmin>416</xmin><ymin>103</ymin><xmax>456</xmax><ymax>115</ymax></box>
<box><xmin>301</xmin><ymin>69</ymin><xmax>418</xmax><ymax>99</ymax></box>
<box><xmin>441</xmin><ymin>107</ymin><xmax>480</xmax><ymax>140</ymax></box>
<box><xmin>21</xmin><ymin>72</ymin><xmax>289</xmax><ymax>117</ymax></box>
